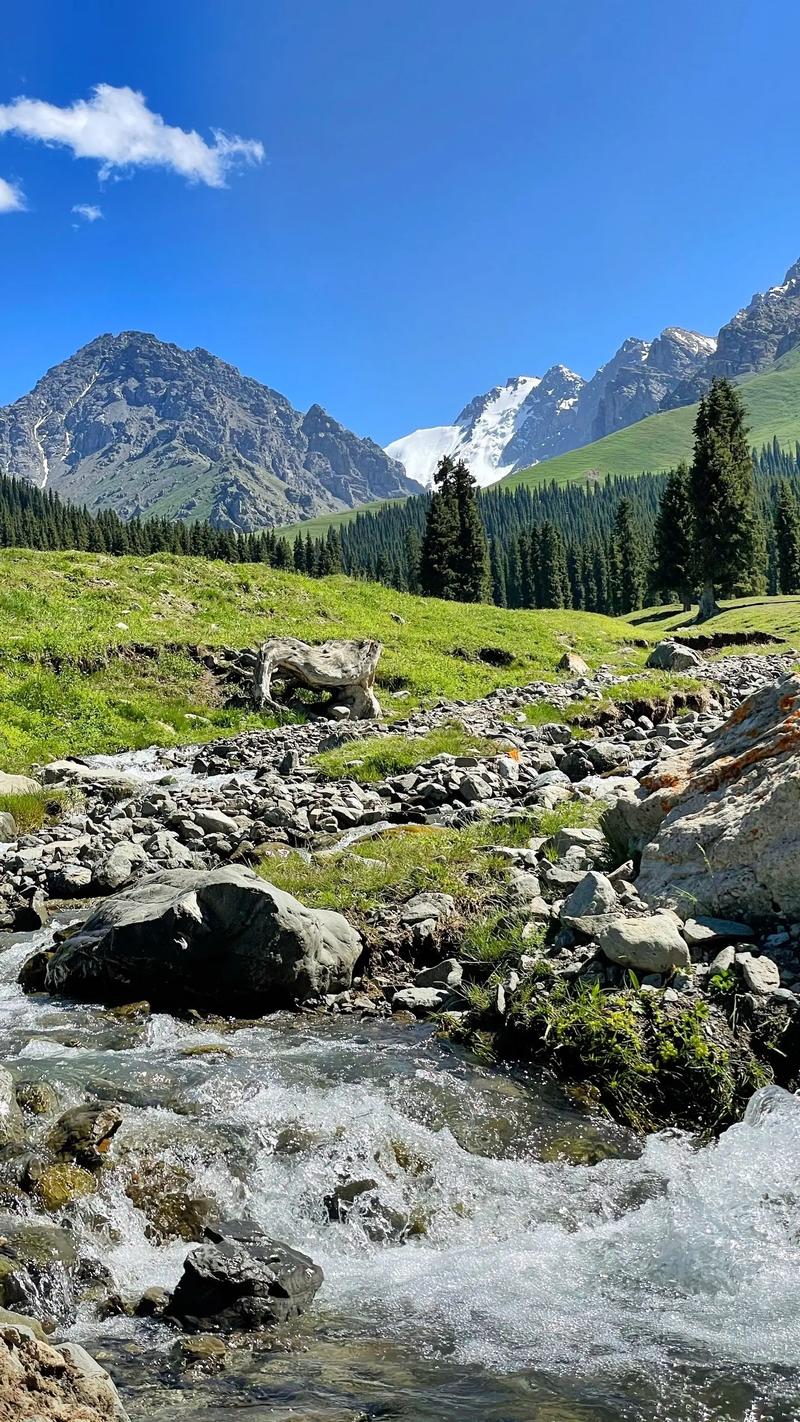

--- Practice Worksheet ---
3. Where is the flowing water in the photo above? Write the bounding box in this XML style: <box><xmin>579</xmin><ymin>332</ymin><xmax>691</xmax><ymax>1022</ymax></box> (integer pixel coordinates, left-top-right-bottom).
<box><xmin>2</xmin><ymin>929</ymin><xmax>800</xmax><ymax>1421</ymax></box>
<box><xmin>2</xmin><ymin>742</ymin><xmax>800</xmax><ymax>1420</ymax></box>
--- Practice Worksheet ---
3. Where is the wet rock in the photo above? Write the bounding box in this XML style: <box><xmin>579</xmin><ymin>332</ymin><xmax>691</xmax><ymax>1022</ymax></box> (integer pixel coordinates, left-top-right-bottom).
<box><xmin>49</xmin><ymin>1105</ymin><xmax>122</xmax><ymax>1169</ymax></box>
<box><xmin>32</xmin><ymin>1163</ymin><xmax>97</xmax><ymax>1212</ymax></box>
<box><xmin>124</xmin><ymin>1160</ymin><xmax>213</xmax><ymax>1242</ymax></box>
<box><xmin>170</xmin><ymin>1333</ymin><xmax>229</xmax><ymax>1373</ymax></box>
<box><xmin>0</xmin><ymin>1070</ymin><xmax>25</xmax><ymax>1149</ymax></box>
<box><xmin>597</xmin><ymin>914</ymin><xmax>691</xmax><ymax>974</ymax></box>
<box><xmin>16</xmin><ymin>1081</ymin><xmax>60</xmax><ymax>1116</ymax></box>
<box><xmin>324</xmin><ymin>1178</ymin><xmax>410</xmax><ymax>1242</ymax></box>
<box><xmin>28</xmin><ymin>866</ymin><xmax>362</xmax><ymax>1014</ymax></box>
<box><xmin>166</xmin><ymin>1220</ymin><xmax>324</xmax><ymax>1332</ymax></box>
<box><xmin>0</xmin><ymin>1221</ymin><xmax>79</xmax><ymax>1325</ymax></box>
<box><xmin>135</xmin><ymin>1285</ymin><xmax>170</xmax><ymax>1318</ymax></box>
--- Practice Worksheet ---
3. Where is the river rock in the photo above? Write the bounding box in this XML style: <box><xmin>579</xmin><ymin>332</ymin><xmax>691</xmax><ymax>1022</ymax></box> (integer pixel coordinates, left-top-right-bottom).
<box><xmin>645</xmin><ymin>640</ymin><xmax>703</xmax><ymax>671</ymax></box>
<box><xmin>561</xmin><ymin>870</ymin><xmax>618</xmax><ymax>921</ymax></box>
<box><xmin>0</xmin><ymin>1327</ymin><xmax>130</xmax><ymax>1420</ymax></box>
<box><xmin>0</xmin><ymin>1070</ymin><xmax>24</xmax><ymax>1150</ymax></box>
<box><xmin>49</xmin><ymin>1106</ymin><xmax>122</xmax><ymax>1168</ymax></box>
<box><xmin>739</xmin><ymin>953</ymin><xmax>781</xmax><ymax>994</ymax></box>
<box><xmin>597</xmin><ymin>914</ymin><xmax>691</xmax><ymax>974</ymax></box>
<box><xmin>166</xmin><ymin>1220</ymin><xmax>323</xmax><ymax>1332</ymax></box>
<box><xmin>0</xmin><ymin>812</ymin><xmax>16</xmax><ymax>841</ymax></box>
<box><xmin>29</xmin><ymin>866</ymin><xmax>362</xmax><ymax>1013</ymax></box>
<box><xmin>0</xmin><ymin>770</ymin><xmax>41</xmax><ymax>796</ymax></box>
<box><xmin>634</xmin><ymin>674</ymin><xmax>800</xmax><ymax>919</ymax></box>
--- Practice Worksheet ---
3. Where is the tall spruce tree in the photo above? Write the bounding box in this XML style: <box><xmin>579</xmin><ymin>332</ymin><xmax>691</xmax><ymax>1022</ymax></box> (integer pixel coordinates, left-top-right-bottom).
<box><xmin>539</xmin><ymin>522</ymin><xmax>570</xmax><ymax>607</ymax></box>
<box><xmin>613</xmin><ymin>498</ymin><xmax>645</xmax><ymax>613</ymax></box>
<box><xmin>419</xmin><ymin>457</ymin><xmax>459</xmax><ymax>598</ymax></box>
<box><xmin>775</xmin><ymin>479</ymin><xmax>800</xmax><ymax>594</ymax></box>
<box><xmin>689</xmin><ymin>377</ymin><xmax>765</xmax><ymax>620</ymax></box>
<box><xmin>652</xmin><ymin>462</ymin><xmax>695</xmax><ymax>610</ymax></box>
<box><xmin>451</xmin><ymin>458</ymin><xmax>490</xmax><ymax>602</ymax></box>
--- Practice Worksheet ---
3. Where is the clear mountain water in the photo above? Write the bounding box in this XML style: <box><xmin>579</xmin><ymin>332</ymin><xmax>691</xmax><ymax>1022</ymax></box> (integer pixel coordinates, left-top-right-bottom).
<box><xmin>2</xmin><ymin>926</ymin><xmax>800</xmax><ymax>1421</ymax></box>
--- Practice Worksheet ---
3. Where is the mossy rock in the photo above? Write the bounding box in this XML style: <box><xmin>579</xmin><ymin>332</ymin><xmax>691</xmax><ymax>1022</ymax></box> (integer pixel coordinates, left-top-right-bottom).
<box><xmin>33</xmin><ymin>1163</ymin><xmax>97</xmax><ymax>1211</ymax></box>
<box><xmin>124</xmin><ymin>1159</ymin><xmax>213</xmax><ymax>1242</ymax></box>
<box><xmin>16</xmin><ymin>1081</ymin><xmax>60</xmax><ymax>1116</ymax></box>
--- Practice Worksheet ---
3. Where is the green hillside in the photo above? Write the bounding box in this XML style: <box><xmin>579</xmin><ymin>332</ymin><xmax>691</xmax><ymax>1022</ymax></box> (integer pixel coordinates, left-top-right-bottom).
<box><xmin>276</xmin><ymin>498</ymin><xmax>403</xmax><ymax>541</ymax></box>
<box><xmin>625</xmin><ymin>594</ymin><xmax>800</xmax><ymax>647</ymax></box>
<box><xmin>503</xmin><ymin>345</ymin><xmax>800</xmax><ymax>490</ymax></box>
<box><xmin>0</xmin><ymin>548</ymin><xmax>639</xmax><ymax>771</ymax></box>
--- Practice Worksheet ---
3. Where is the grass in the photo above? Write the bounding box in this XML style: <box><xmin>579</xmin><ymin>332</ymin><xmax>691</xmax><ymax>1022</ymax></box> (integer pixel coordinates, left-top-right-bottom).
<box><xmin>0</xmin><ymin>548</ymin><xmax>642</xmax><ymax>772</ymax></box>
<box><xmin>0</xmin><ymin>789</ymin><xmax>74</xmax><ymax>833</ymax></box>
<box><xmin>503</xmin><ymin>345</ymin><xmax>800</xmax><ymax>490</ymax></box>
<box><xmin>522</xmin><ymin>670</ymin><xmax>705</xmax><ymax>730</ymax></box>
<box><xmin>257</xmin><ymin>819</ymin><xmax>540</xmax><ymax>922</ymax></box>
<box><xmin>625</xmin><ymin>594</ymin><xmax>800</xmax><ymax>648</ymax></box>
<box><xmin>313</xmin><ymin>723</ymin><xmax>503</xmax><ymax>782</ymax></box>
<box><xmin>276</xmin><ymin>499</ymin><xmax>402</xmax><ymax>542</ymax></box>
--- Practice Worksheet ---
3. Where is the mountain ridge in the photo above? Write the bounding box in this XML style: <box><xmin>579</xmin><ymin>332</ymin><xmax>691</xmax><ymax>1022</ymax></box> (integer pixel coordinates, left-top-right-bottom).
<box><xmin>0</xmin><ymin>331</ymin><xmax>416</xmax><ymax>531</ymax></box>
<box><xmin>387</xmin><ymin>257</ymin><xmax>800</xmax><ymax>489</ymax></box>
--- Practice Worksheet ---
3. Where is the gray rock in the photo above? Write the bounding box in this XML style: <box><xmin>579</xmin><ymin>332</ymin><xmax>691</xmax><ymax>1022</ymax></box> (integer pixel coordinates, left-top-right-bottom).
<box><xmin>740</xmin><ymin>954</ymin><xmax>781</xmax><ymax>994</ymax></box>
<box><xmin>93</xmin><ymin>841</ymin><xmax>148</xmax><ymax>893</ymax></box>
<box><xmin>682</xmin><ymin>916</ymin><xmax>754</xmax><ymax>946</ymax></box>
<box><xmin>561</xmin><ymin>870</ymin><xmax>618</xmax><ymax>921</ymax></box>
<box><xmin>166</xmin><ymin>1220</ymin><xmax>323</xmax><ymax>1332</ymax></box>
<box><xmin>708</xmin><ymin>945</ymin><xmax>736</xmax><ymax>978</ymax></box>
<box><xmin>597</xmin><ymin>914</ymin><xmax>691</xmax><ymax>974</ymax></box>
<box><xmin>0</xmin><ymin>1067</ymin><xmax>25</xmax><ymax>1147</ymax></box>
<box><xmin>646</xmin><ymin>640</ymin><xmax>703</xmax><ymax>672</ymax></box>
<box><xmin>0</xmin><ymin>770</ymin><xmax>41</xmax><ymax>796</ymax></box>
<box><xmin>637</xmin><ymin>675</ymin><xmax>800</xmax><ymax>919</ymax></box>
<box><xmin>0</xmin><ymin>811</ymin><xmax>17</xmax><ymax>841</ymax></box>
<box><xmin>414</xmin><ymin>958</ymin><xmax>463</xmax><ymax>989</ymax></box>
<box><xmin>29</xmin><ymin>866</ymin><xmax>362</xmax><ymax>1013</ymax></box>
<box><xmin>392</xmin><ymin>986</ymin><xmax>448</xmax><ymax>1015</ymax></box>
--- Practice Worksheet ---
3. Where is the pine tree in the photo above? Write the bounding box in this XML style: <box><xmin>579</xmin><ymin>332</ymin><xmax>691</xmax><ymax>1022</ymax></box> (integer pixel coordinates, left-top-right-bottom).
<box><xmin>689</xmin><ymin>377</ymin><xmax>765</xmax><ymax>620</ymax></box>
<box><xmin>451</xmin><ymin>458</ymin><xmax>490</xmax><ymax>602</ymax></box>
<box><xmin>612</xmin><ymin>498</ymin><xmax>645</xmax><ymax>613</ymax></box>
<box><xmin>651</xmin><ymin>462</ymin><xmax>695</xmax><ymax>610</ymax></box>
<box><xmin>775</xmin><ymin>479</ymin><xmax>800</xmax><ymax>594</ymax></box>
<box><xmin>419</xmin><ymin>459</ymin><xmax>460</xmax><ymax>598</ymax></box>
<box><xmin>539</xmin><ymin>522</ymin><xmax>569</xmax><ymax>607</ymax></box>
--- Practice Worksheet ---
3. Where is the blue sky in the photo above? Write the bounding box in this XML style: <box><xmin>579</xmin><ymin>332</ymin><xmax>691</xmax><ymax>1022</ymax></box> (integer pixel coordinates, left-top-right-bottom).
<box><xmin>1</xmin><ymin>0</ymin><xmax>799</xmax><ymax>445</ymax></box>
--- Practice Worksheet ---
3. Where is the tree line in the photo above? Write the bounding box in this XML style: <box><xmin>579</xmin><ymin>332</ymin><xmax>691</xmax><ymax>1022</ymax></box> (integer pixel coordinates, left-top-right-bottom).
<box><xmin>1</xmin><ymin>376</ymin><xmax>799</xmax><ymax>621</ymax></box>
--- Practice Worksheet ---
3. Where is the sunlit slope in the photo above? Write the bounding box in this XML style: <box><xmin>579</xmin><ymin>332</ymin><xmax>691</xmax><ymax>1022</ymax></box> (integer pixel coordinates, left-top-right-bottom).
<box><xmin>503</xmin><ymin>346</ymin><xmax>800</xmax><ymax>490</ymax></box>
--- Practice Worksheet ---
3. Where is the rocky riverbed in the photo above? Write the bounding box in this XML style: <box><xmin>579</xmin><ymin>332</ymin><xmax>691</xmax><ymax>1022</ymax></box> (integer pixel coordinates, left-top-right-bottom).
<box><xmin>1</xmin><ymin>646</ymin><xmax>800</xmax><ymax>1419</ymax></box>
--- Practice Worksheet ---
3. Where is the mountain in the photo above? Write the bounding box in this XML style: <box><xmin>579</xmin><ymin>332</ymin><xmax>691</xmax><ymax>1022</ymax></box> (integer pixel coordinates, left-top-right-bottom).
<box><xmin>661</xmin><ymin>259</ymin><xmax>800</xmax><ymax>409</ymax></box>
<box><xmin>387</xmin><ymin>328</ymin><xmax>714</xmax><ymax>488</ymax></box>
<box><xmin>0</xmin><ymin>332</ymin><xmax>416</xmax><ymax>531</ymax></box>
<box><xmin>502</xmin><ymin>342</ymin><xmax>800</xmax><ymax>491</ymax></box>
<box><xmin>385</xmin><ymin>375</ymin><xmax>541</xmax><ymax>488</ymax></box>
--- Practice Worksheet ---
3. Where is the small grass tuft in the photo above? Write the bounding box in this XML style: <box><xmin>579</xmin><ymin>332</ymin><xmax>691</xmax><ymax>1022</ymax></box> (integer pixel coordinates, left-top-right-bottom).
<box><xmin>313</xmin><ymin>722</ymin><xmax>503</xmax><ymax>783</ymax></box>
<box><xmin>0</xmin><ymin>789</ymin><xmax>75</xmax><ymax>834</ymax></box>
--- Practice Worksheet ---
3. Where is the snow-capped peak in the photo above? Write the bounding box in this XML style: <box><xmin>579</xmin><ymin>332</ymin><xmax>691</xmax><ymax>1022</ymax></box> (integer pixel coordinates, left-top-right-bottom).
<box><xmin>385</xmin><ymin>374</ymin><xmax>541</xmax><ymax>489</ymax></box>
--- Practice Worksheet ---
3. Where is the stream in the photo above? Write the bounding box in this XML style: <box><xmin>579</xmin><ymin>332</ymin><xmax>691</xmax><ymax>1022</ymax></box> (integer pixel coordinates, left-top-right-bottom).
<box><xmin>2</xmin><ymin>745</ymin><xmax>800</xmax><ymax>1420</ymax></box>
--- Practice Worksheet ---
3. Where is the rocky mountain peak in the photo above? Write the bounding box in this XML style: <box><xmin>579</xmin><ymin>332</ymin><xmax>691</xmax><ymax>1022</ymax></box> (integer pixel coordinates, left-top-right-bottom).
<box><xmin>0</xmin><ymin>332</ymin><xmax>415</xmax><ymax>530</ymax></box>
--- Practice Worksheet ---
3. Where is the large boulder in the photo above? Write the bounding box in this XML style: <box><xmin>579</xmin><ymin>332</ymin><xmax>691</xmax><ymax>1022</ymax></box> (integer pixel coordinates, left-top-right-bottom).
<box><xmin>0</xmin><ymin>1326</ymin><xmax>129</xmax><ymax>1420</ymax></box>
<box><xmin>252</xmin><ymin>637</ymin><xmax>382</xmax><ymax>719</ymax></box>
<box><xmin>26</xmin><ymin>866</ymin><xmax>362</xmax><ymax>1013</ymax></box>
<box><xmin>596</xmin><ymin>914</ymin><xmax>691</xmax><ymax>974</ymax></box>
<box><xmin>166</xmin><ymin>1220</ymin><xmax>323</xmax><ymax>1332</ymax></box>
<box><xmin>645</xmin><ymin>639</ymin><xmax>703</xmax><ymax>671</ymax></box>
<box><xmin>0</xmin><ymin>770</ymin><xmax>41</xmax><ymax>796</ymax></box>
<box><xmin>624</xmin><ymin>675</ymin><xmax>800</xmax><ymax>920</ymax></box>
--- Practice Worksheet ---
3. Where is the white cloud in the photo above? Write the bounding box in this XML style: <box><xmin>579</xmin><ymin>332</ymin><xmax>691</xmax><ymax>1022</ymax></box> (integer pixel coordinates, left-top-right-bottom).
<box><xmin>72</xmin><ymin>202</ymin><xmax>103</xmax><ymax>222</ymax></box>
<box><xmin>0</xmin><ymin>84</ymin><xmax>264</xmax><ymax>188</ymax></box>
<box><xmin>0</xmin><ymin>176</ymin><xmax>25</xmax><ymax>212</ymax></box>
